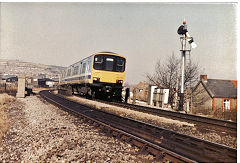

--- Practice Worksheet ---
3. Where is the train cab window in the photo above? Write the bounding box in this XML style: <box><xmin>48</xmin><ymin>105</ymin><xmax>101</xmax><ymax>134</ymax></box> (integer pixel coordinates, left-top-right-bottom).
<box><xmin>93</xmin><ymin>54</ymin><xmax>125</xmax><ymax>72</ymax></box>
<box><xmin>116</xmin><ymin>58</ymin><xmax>125</xmax><ymax>72</ymax></box>
<box><xmin>94</xmin><ymin>55</ymin><xmax>103</xmax><ymax>70</ymax></box>
<box><xmin>106</xmin><ymin>58</ymin><xmax>114</xmax><ymax>71</ymax></box>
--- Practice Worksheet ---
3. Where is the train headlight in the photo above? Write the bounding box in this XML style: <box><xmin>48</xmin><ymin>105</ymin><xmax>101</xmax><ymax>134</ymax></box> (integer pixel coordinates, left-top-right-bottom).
<box><xmin>93</xmin><ymin>77</ymin><xmax>100</xmax><ymax>82</ymax></box>
<box><xmin>116</xmin><ymin>80</ymin><xmax>123</xmax><ymax>84</ymax></box>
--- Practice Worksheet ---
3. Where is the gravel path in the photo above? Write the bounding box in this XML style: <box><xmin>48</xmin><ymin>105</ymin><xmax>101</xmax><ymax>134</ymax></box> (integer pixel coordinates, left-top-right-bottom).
<box><xmin>0</xmin><ymin>95</ymin><xmax>155</xmax><ymax>162</ymax></box>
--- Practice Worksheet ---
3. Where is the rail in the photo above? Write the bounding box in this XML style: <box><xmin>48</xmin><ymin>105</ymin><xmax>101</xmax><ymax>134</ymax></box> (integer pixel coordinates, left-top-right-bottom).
<box><xmin>103</xmin><ymin>101</ymin><xmax>236</xmax><ymax>136</ymax></box>
<box><xmin>39</xmin><ymin>90</ymin><xmax>237</xmax><ymax>162</ymax></box>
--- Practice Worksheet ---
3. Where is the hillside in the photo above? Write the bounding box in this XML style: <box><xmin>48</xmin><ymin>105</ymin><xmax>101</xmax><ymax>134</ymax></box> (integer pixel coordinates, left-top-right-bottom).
<box><xmin>0</xmin><ymin>59</ymin><xmax>66</xmax><ymax>79</ymax></box>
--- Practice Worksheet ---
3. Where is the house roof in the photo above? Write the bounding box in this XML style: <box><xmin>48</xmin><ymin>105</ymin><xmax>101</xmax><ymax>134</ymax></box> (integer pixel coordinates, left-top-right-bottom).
<box><xmin>1</xmin><ymin>75</ymin><xmax>17</xmax><ymax>80</ymax></box>
<box><xmin>200</xmin><ymin>79</ymin><xmax>237</xmax><ymax>98</ymax></box>
<box><xmin>136</xmin><ymin>82</ymin><xmax>149</xmax><ymax>89</ymax></box>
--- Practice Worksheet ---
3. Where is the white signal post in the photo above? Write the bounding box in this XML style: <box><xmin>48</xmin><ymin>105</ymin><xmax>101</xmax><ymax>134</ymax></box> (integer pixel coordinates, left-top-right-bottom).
<box><xmin>177</xmin><ymin>19</ymin><xmax>196</xmax><ymax>111</ymax></box>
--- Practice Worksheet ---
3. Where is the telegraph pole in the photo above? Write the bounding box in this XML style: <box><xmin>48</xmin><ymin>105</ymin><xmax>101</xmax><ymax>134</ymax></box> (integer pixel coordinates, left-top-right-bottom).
<box><xmin>177</xmin><ymin>19</ymin><xmax>197</xmax><ymax>111</ymax></box>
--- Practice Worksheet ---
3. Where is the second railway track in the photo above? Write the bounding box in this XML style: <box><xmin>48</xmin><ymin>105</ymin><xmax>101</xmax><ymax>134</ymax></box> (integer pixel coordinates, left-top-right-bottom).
<box><xmin>62</xmin><ymin>88</ymin><xmax>236</xmax><ymax>137</ymax></box>
<box><xmin>40</xmin><ymin>90</ymin><xmax>236</xmax><ymax>162</ymax></box>
<box><xmin>104</xmin><ymin>100</ymin><xmax>237</xmax><ymax>136</ymax></box>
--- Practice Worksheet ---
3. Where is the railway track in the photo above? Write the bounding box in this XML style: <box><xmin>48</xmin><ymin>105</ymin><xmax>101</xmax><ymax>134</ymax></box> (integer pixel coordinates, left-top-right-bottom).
<box><xmin>86</xmin><ymin>98</ymin><xmax>236</xmax><ymax>137</ymax></box>
<box><xmin>39</xmin><ymin>90</ymin><xmax>236</xmax><ymax>162</ymax></box>
<box><xmin>59</xmin><ymin>88</ymin><xmax>237</xmax><ymax>136</ymax></box>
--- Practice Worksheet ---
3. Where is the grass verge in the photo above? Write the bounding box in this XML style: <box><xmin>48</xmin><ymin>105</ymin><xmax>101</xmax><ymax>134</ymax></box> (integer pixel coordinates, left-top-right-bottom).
<box><xmin>0</xmin><ymin>93</ymin><xmax>16</xmax><ymax>141</ymax></box>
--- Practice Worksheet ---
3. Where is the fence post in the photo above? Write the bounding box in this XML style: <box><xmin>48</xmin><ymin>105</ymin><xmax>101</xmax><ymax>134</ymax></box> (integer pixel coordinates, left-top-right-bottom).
<box><xmin>132</xmin><ymin>88</ymin><xmax>136</xmax><ymax>105</ymax></box>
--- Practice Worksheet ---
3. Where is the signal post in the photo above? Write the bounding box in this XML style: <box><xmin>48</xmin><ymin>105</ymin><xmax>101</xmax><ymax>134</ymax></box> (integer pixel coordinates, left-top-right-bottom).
<box><xmin>177</xmin><ymin>19</ymin><xmax>197</xmax><ymax>111</ymax></box>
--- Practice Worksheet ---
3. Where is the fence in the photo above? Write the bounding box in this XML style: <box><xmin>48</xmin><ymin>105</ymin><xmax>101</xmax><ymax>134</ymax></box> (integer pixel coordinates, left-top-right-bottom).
<box><xmin>0</xmin><ymin>82</ymin><xmax>18</xmax><ymax>96</ymax></box>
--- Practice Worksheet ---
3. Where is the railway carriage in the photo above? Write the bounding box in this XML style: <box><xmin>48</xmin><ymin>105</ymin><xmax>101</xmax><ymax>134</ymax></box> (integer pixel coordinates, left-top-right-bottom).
<box><xmin>61</xmin><ymin>52</ymin><xmax>126</xmax><ymax>101</ymax></box>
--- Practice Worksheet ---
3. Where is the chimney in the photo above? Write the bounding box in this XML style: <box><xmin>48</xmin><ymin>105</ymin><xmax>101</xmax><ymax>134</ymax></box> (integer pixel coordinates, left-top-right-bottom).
<box><xmin>231</xmin><ymin>80</ymin><xmax>237</xmax><ymax>88</ymax></box>
<box><xmin>200</xmin><ymin>75</ymin><xmax>207</xmax><ymax>81</ymax></box>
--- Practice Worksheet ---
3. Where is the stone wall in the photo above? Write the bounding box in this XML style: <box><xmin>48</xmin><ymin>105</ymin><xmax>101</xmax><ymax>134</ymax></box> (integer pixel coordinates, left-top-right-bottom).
<box><xmin>192</xmin><ymin>83</ymin><xmax>212</xmax><ymax>113</ymax></box>
<box><xmin>214</xmin><ymin>98</ymin><xmax>222</xmax><ymax>110</ymax></box>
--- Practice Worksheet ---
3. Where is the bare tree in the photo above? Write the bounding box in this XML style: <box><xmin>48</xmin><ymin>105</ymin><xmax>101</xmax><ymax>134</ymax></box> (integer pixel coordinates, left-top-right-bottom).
<box><xmin>146</xmin><ymin>53</ymin><xmax>199</xmax><ymax>107</ymax></box>
<box><xmin>184</xmin><ymin>61</ymin><xmax>199</xmax><ymax>88</ymax></box>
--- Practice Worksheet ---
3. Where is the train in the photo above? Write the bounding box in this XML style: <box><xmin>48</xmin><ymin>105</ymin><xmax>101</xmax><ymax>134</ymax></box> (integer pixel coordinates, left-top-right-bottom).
<box><xmin>60</xmin><ymin>52</ymin><xmax>126</xmax><ymax>101</ymax></box>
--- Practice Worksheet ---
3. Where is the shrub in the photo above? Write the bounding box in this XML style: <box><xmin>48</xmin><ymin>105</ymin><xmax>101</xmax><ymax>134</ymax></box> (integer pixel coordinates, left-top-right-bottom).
<box><xmin>192</xmin><ymin>106</ymin><xmax>211</xmax><ymax>115</ymax></box>
<box><xmin>211</xmin><ymin>108</ymin><xmax>237</xmax><ymax>122</ymax></box>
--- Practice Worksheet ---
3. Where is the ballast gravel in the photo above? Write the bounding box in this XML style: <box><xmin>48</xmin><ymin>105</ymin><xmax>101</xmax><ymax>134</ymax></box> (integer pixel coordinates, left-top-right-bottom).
<box><xmin>67</xmin><ymin>96</ymin><xmax>237</xmax><ymax>149</ymax></box>
<box><xmin>0</xmin><ymin>96</ymin><xmax>155</xmax><ymax>162</ymax></box>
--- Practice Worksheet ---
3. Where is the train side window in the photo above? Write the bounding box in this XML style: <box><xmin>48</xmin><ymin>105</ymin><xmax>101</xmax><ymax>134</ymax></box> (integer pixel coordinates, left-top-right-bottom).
<box><xmin>82</xmin><ymin>63</ymin><xmax>86</xmax><ymax>74</ymax></box>
<box><xmin>94</xmin><ymin>55</ymin><xmax>103</xmax><ymax>70</ymax></box>
<box><xmin>79</xmin><ymin>62</ymin><xmax>82</xmax><ymax>74</ymax></box>
<box><xmin>73</xmin><ymin>66</ymin><xmax>79</xmax><ymax>75</ymax></box>
<box><xmin>65</xmin><ymin>70</ymin><xmax>68</xmax><ymax>77</ymax></box>
<box><xmin>67</xmin><ymin>69</ymin><xmax>71</xmax><ymax>76</ymax></box>
<box><xmin>116</xmin><ymin>58</ymin><xmax>125</xmax><ymax>72</ymax></box>
<box><xmin>88</xmin><ymin>60</ymin><xmax>92</xmax><ymax>72</ymax></box>
<box><xmin>86</xmin><ymin>63</ymin><xmax>90</xmax><ymax>73</ymax></box>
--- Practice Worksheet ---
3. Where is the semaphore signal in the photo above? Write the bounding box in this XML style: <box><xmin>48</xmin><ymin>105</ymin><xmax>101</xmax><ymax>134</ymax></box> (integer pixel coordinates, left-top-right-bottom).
<box><xmin>177</xmin><ymin>19</ymin><xmax>197</xmax><ymax>111</ymax></box>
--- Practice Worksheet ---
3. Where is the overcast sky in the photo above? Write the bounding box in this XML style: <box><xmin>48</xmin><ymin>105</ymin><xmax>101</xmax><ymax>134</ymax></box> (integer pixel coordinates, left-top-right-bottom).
<box><xmin>0</xmin><ymin>3</ymin><xmax>237</xmax><ymax>84</ymax></box>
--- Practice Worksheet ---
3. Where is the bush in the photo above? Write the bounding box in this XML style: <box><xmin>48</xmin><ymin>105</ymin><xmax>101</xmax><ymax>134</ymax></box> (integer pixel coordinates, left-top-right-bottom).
<box><xmin>192</xmin><ymin>106</ymin><xmax>211</xmax><ymax>115</ymax></box>
<box><xmin>0</xmin><ymin>93</ymin><xmax>16</xmax><ymax>105</ymax></box>
<box><xmin>212</xmin><ymin>108</ymin><xmax>237</xmax><ymax>122</ymax></box>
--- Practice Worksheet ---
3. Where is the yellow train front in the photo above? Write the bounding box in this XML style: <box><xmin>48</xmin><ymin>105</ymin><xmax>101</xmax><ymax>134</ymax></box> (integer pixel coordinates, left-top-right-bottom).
<box><xmin>61</xmin><ymin>52</ymin><xmax>126</xmax><ymax>101</ymax></box>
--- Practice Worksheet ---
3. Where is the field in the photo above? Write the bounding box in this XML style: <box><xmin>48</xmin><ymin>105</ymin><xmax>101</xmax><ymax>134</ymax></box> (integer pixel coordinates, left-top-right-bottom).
<box><xmin>0</xmin><ymin>93</ymin><xmax>16</xmax><ymax>141</ymax></box>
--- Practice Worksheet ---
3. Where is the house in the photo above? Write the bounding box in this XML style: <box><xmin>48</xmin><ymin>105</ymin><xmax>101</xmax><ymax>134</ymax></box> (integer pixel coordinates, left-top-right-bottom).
<box><xmin>6</xmin><ymin>76</ymin><xmax>18</xmax><ymax>83</ymax></box>
<box><xmin>32</xmin><ymin>78</ymin><xmax>39</xmax><ymax>87</ymax></box>
<box><xmin>46</xmin><ymin>78</ymin><xmax>59</xmax><ymax>88</ymax></box>
<box><xmin>192</xmin><ymin>75</ymin><xmax>237</xmax><ymax>112</ymax></box>
<box><xmin>0</xmin><ymin>74</ymin><xmax>17</xmax><ymax>81</ymax></box>
<box><xmin>135</xmin><ymin>82</ymin><xmax>149</xmax><ymax>102</ymax></box>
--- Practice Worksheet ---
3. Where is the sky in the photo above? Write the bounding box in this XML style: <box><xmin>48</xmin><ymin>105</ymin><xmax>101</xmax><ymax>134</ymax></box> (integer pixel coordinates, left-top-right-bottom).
<box><xmin>0</xmin><ymin>2</ymin><xmax>237</xmax><ymax>84</ymax></box>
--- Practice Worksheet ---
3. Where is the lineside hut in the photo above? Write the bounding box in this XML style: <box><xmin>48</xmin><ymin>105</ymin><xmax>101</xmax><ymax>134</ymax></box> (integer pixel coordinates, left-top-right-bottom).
<box><xmin>192</xmin><ymin>75</ymin><xmax>237</xmax><ymax>120</ymax></box>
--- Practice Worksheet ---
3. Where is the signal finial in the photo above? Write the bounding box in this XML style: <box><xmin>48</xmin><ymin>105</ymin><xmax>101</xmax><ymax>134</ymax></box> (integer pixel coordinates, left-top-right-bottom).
<box><xmin>183</xmin><ymin>18</ymin><xmax>186</xmax><ymax>25</ymax></box>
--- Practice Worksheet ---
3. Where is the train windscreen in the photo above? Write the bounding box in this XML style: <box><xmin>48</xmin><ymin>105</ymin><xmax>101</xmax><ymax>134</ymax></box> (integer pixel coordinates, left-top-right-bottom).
<box><xmin>93</xmin><ymin>55</ymin><xmax>125</xmax><ymax>72</ymax></box>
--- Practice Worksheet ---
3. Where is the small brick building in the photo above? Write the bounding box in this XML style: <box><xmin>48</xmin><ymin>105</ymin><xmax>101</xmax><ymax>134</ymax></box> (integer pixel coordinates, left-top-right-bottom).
<box><xmin>192</xmin><ymin>75</ymin><xmax>237</xmax><ymax>112</ymax></box>
<box><xmin>135</xmin><ymin>82</ymin><xmax>149</xmax><ymax>102</ymax></box>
